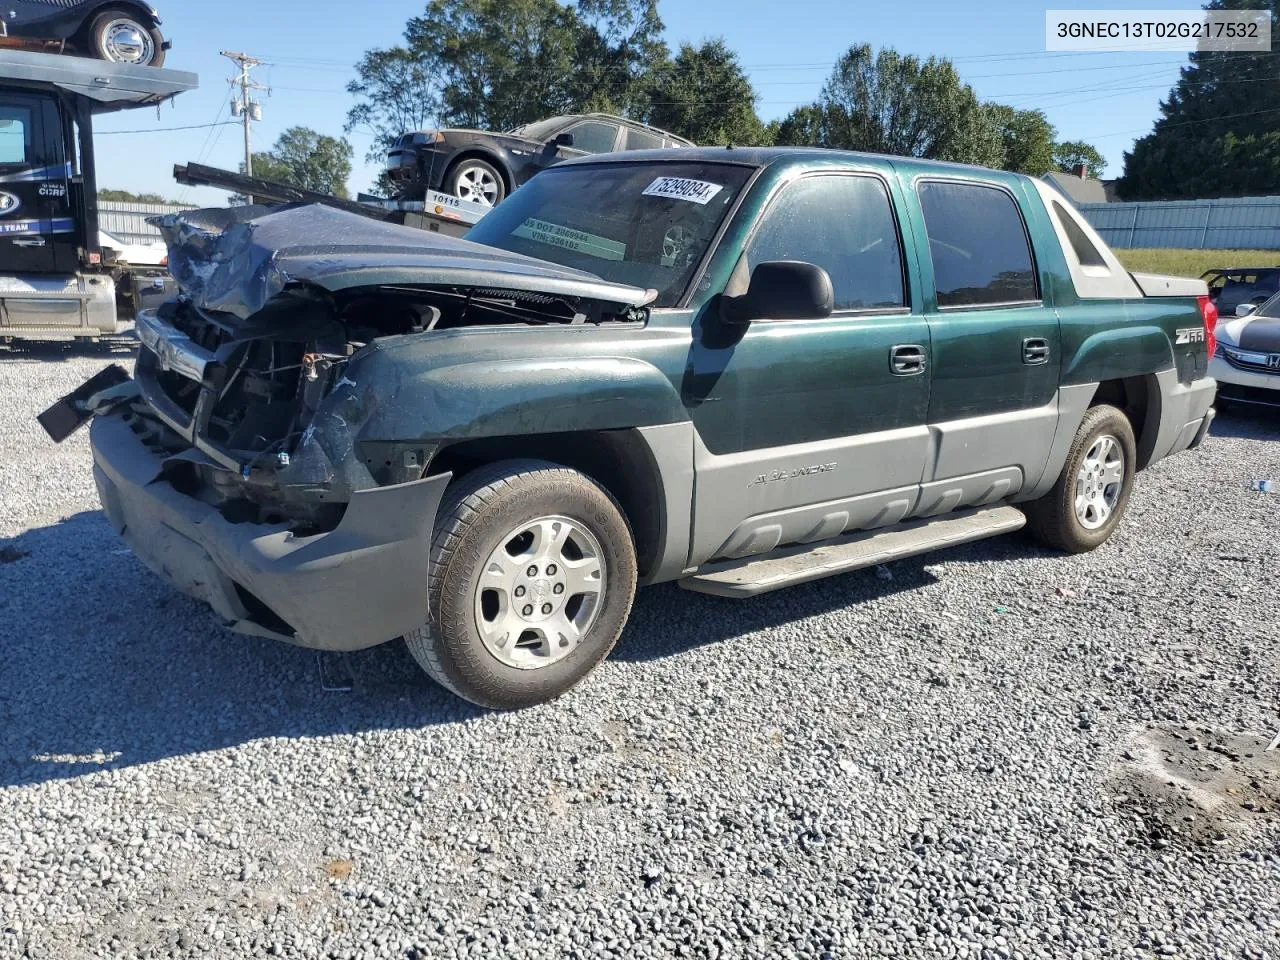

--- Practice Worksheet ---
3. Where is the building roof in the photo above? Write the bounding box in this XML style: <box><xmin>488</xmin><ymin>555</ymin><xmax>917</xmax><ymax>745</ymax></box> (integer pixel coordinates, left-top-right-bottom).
<box><xmin>1044</xmin><ymin>171</ymin><xmax>1109</xmax><ymax>205</ymax></box>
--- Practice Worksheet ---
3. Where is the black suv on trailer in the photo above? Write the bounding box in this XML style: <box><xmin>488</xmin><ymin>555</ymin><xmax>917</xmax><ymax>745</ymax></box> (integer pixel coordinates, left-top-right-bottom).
<box><xmin>384</xmin><ymin>113</ymin><xmax>694</xmax><ymax>206</ymax></box>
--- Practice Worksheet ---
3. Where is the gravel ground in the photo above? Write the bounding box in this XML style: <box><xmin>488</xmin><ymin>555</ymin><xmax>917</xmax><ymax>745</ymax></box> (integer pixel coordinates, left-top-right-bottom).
<box><xmin>1</xmin><ymin>349</ymin><xmax>1278</xmax><ymax>960</ymax></box>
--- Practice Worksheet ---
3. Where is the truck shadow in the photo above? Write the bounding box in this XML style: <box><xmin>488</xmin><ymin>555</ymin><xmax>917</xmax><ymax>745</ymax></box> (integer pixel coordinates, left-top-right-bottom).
<box><xmin>0</xmin><ymin>334</ymin><xmax>137</xmax><ymax>363</ymax></box>
<box><xmin>0</xmin><ymin>508</ymin><xmax>950</xmax><ymax>789</ymax></box>
<box><xmin>1211</xmin><ymin>404</ymin><xmax>1280</xmax><ymax>441</ymax></box>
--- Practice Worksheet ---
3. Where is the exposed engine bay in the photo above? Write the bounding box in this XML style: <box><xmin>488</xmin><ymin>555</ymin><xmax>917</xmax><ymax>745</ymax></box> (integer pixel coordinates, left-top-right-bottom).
<box><xmin>112</xmin><ymin>202</ymin><xmax>656</xmax><ymax>534</ymax></box>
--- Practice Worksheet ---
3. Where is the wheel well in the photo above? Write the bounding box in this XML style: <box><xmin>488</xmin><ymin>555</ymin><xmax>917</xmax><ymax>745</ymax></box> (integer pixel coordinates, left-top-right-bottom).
<box><xmin>443</xmin><ymin>150</ymin><xmax>512</xmax><ymax>194</ymax></box>
<box><xmin>1091</xmin><ymin>376</ymin><xmax>1154</xmax><ymax>469</ymax></box>
<box><xmin>427</xmin><ymin>430</ymin><xmax>665</xmax><ymax>578</ymax></box>
<box><xmin>80</xmin><ymin>2</ymin><xmax>159</xmax><ymax>32</ymax></box>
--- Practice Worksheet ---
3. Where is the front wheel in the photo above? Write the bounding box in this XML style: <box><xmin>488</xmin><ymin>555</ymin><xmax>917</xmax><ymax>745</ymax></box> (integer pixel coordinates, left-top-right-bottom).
<box><xmin>444</xmin><ymin>158</ymin><xmax>506</xmax><ymax>206</ymax></box>
<box><xmin>405</xmin><ymin>460</ymin><xmax>637</xmax><ymax>709</ymax></box>
<box><xmin>88</xmin><ymin>10</ymin><xmax>165</xmax><ymax>66</ymax></box>
<box><xmin>1024</xmin><ymin>404</ymin><xmax>1137</xmax><ymax>553</ymax></box>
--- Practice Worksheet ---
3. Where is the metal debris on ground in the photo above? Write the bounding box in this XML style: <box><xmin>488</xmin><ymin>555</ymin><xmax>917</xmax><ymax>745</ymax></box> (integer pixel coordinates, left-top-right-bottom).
<box><xmin>316</xmin><ymin>651</ymin><xmax>355</xmax><ymax>692</ymax></box>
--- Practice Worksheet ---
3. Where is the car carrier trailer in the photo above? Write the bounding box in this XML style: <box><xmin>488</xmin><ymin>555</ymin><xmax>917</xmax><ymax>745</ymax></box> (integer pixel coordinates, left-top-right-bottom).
<box><xmin>0</xmin><ymin>48</ymin><xmax>195</xmax><ymax>341</ymax></box>
<box><xmin>174</xmin><ymin>161</ymin><xmax>491</xmax><ymax>237</ymax></box>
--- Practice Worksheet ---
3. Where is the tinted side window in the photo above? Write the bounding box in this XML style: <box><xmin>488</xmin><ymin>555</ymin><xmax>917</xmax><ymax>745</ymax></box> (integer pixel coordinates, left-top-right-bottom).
<box><xmin>1052</xmin><ymin>201</ymin><xmax>1106</xmax><ymax>268</ymax></box>
<box><xmin>0</xmin><ymin>104</ymin><xmax>32</xmax><ymax>165</ymax></box>
<box><xmin>918</xmin><ymin>181</ymin><xmax>1038</xmax><ymax>308</ymax></box>
<box><xmin>624</xmin><ymin>127</ymin><xmax>663</xmax><ymax>151</ymax></box>
<box><xmin>566</xmin><ymin>121</ymin><xmax>620</xmax><ymax>154</ymax></box>
<box><xmin>746</xmin><ymin>175</ymin><xmax>906</xmax><ymax>312</ymax></box>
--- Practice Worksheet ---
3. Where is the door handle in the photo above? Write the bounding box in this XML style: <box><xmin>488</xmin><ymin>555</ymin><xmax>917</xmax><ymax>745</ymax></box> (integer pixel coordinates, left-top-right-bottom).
<box><xmin>1022</xmin><ymin>337</ymin><xmax>1050</xmax><ymax>365</ymax></box>
<box><xmin>890</xmin><ymin>344</ymin><xmax>927</xmax><ymax>376</ymax></box>
<box><xmin>13</xmin><ymin>238</ymin><xmax>46</xmax><ymax>248</ymax></box>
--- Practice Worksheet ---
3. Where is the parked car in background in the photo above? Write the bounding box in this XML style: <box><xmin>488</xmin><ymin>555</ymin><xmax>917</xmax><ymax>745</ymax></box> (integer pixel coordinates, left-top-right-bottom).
<box><xmin>0</xmin><ymin>1</ymin><xmax>166</xmax><ymax>66</ymax></box>
<box><xmin>384</xmin><ymin>113</ymin><xmax>694</xmax><ymax>206</ymax></box>
<box><xmin>48</xmin><ymin>148</ymin><xmax>1217</xmax><ymax>709</ymax></box>
<box><xmin>1201</xmin><ymin>267</ymin><xmax>1280</xmax><ymax>316</ymax></box>
<box><xmin>1212</xmin><ymin>291</ymin><xmax>1280</xmax><ymax>409</ymax></box>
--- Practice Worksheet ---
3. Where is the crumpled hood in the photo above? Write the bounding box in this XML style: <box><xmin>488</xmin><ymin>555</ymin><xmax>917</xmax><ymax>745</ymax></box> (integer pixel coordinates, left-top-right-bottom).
<box><xmin>155</xmin><ymin>203</ymin><xmax>656</xmax><ymax>320</ymax></box>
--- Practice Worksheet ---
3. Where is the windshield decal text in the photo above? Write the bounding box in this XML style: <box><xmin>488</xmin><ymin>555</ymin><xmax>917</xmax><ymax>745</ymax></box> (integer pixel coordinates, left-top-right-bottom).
<box><xmin>642</xmin><ymin>177</ymin><xmax>724</xmax><ymax>205</ymax></box>
<box><xmin>512</xmin><ymin>217</ymin><xmax>626</xmax><ymax>261</ymax></box>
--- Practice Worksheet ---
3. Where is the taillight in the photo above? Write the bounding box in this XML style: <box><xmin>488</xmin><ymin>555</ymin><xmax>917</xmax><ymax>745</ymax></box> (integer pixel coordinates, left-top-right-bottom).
<box><xmin>1198</xmin><ymin>294</ymin><xmax>1218</xmax><ymax>358</ymax></box>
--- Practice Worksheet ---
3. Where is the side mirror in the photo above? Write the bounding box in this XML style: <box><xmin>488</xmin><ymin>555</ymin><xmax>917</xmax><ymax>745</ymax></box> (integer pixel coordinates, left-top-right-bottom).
<box><xmin>1237</xmin><ymin>303</ymin><xmax>1258</xmax><ymax>317</ymax></box>
<box><xmin>552</xmin><ymin>132</ymin><xmax>575</xmax><ymax>148</ymax></box>
<box><xmin>723</xmin><ymin>261</ymin><xmax>834</xmax><ymax>324</ymax></box>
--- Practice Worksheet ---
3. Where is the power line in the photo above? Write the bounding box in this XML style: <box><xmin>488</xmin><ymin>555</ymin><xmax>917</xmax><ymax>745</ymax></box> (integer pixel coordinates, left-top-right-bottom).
<box><xmin>97</xmin><ymin>121</ymin><xmax>239</xmax><ymax>135</ymax></box>
<box><xmin>1083</xmin><ymin>105</ymin><xmax>1280</xmax><ymax>139</ymax></box>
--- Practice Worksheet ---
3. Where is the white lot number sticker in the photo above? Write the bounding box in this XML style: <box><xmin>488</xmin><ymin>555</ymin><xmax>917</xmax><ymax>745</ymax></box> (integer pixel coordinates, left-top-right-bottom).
<box><xmin>512</xmin><ymin>217</ymin><xmax>626</xmax><ymax>261</ymax></box>
<box><xmin>642</xmin><ymin>177</ymin><xmax>723</xmax><ymax>205</ymax></box>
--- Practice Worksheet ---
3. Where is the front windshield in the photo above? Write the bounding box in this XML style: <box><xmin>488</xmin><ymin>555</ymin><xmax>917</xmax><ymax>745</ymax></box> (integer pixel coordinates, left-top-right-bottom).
<box><xmin>465</xmin><ymin>161</ymin><xmax>754</xmax><ymax>307</ymax></box>
<box><xmin>508</xmin><ymin>116</ymin><xmax>576</xmax><ymax>140</ymax></box>
<box><xmin>1257</xmin><ymin>291</ymin><xmax>1280</xmax><ymax>318</ymax></box>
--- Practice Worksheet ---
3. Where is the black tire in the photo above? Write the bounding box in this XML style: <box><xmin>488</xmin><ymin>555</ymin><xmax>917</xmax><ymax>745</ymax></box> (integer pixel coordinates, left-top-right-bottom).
<box><xmin>405</xmin><ymin>459</ymin><xmax>637</xmax><ymax>709</ymax></box>
<box><xmin>443</xmin><ymin>157</ymin><xmax>506</xmax><ymax>206</ymax></box>
<box><xmin>87</xmin><ymin>10</ymin><xmax>166</xmax><ymax>67</ymax></box>
<box><xmin>1024</xmin><ymin>404</ymin><xmax>1137</xmax><ymax>554</ymax></box>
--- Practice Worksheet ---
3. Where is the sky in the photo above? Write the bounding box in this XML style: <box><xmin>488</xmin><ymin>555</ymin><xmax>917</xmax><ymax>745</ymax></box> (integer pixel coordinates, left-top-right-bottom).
<box><xmin>92</xmin><ymin>0</ymin><xmax>1199</xmax><ymax>206</ymax></box>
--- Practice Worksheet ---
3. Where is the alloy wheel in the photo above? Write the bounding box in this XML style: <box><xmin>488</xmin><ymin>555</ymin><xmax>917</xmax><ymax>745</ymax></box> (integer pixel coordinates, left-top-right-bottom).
<box><xmin>455</xmin><ymin>165</ymin><xmax>501</xmax><ymax>206</ymax></box>
<box><xmin>473</xmin><ymin>515</ymin><xmax>606</xmax><ymax>669</ymax></box>
<box><xmin>1074</xmin><ymin>434</ymin><xmax>1124</xmax><ymax>530</ymax></box>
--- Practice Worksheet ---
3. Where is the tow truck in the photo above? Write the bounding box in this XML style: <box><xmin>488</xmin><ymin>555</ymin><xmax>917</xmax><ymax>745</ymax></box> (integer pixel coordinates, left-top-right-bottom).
<box><xmin>0</xmin><ymin>48</ymin><xmax>195</xmax><ymax>341</ymax></box>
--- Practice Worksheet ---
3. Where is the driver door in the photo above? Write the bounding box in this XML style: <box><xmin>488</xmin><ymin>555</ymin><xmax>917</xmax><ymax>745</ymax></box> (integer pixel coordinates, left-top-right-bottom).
<box><xmin>687</xmin><ymin>170</ymin><xmax>933</xmax><ymax>563</ymax></box>
<box><xmin>554</xmin><ymin>120</ymin><xmax>622</xmax><ymax>160</ymax></box>
<box><xmin>0</xmin><ymin>92</ymin><xmax>60</xmax><ymax>275</ymax></box>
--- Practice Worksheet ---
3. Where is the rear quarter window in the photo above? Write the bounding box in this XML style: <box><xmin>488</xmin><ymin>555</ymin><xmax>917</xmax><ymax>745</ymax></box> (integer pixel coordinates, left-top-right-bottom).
<box><xmin>624</xmin><ymin>128</ymin><xmax>664</xmax><ymax>151</ymax></box>
<box><xmin>1051</xmin><ymin>201</ymin><xmax>1106</xmax><ymax>268</ymax></box>
<box><xmin>918</xmin><ymin>180</ymin><xmax>1038</xmax><ymax>308</ymax></box>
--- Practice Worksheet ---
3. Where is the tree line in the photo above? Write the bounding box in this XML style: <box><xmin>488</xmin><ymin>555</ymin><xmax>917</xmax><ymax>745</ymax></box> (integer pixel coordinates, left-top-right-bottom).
<box><xmin>343</xmin><ymin>0</ymin><xmax>1108</xmax><ymax>191</ymax></box>
<box><xmin>132</xmin><ymin>0</ymin><xmax>1266</xmax><ymax>202</ymax></box>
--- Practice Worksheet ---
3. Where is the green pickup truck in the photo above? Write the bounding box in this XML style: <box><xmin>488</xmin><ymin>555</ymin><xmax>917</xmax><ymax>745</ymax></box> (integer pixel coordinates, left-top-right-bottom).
<box><xmin>57</xmin><ymin>147</ymin><xmax>1218</xmax><ymax>708</ymax></box>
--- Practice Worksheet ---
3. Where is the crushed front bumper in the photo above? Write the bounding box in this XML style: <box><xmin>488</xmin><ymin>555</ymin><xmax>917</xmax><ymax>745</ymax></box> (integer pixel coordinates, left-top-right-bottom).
<box><xmin>90</xmin><ymin>412</ymin><xmax>451</xmax><ymax>651</ymax></box>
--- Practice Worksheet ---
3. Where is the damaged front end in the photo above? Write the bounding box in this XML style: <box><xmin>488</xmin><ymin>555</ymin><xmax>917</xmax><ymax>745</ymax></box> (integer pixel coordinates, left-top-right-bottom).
<box><xmin>48</xmin><ymin>202</ymin><xmax>654</xmax><ymax>650</ymax></box>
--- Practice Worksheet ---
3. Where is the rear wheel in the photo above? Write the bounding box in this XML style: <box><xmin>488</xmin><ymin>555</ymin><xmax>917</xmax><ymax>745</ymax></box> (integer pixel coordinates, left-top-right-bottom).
<box><xmin>1025</xmin><ymin>404</ymin><xmax>1137</xmax><ymax>553</ymax></box>
<box><xmin>405</xmin><ymin>460</ymin><xmax>637</xmax><ymax>709</ymax></box>
<box><xmin>87</xmin><ymin>10</ymin><xmax>165</xmax><ymax>67</ymax></box>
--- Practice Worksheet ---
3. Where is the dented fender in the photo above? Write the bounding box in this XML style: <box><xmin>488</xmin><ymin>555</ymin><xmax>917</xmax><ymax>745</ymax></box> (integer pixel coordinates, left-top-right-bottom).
<box><xmin>335</xmin><ymin>346</ymin><xmax>689</xmax><ymax>443</ymax></box>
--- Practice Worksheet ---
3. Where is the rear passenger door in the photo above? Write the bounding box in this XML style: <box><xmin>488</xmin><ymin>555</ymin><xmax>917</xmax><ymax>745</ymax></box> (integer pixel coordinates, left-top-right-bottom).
<box><xmin>906</xmin><ymin>178</ymin><xmax>1061</xmax><ymax>515</ymax></box>
<box><xmin>688</xmin><ymin>171</ymin><xmax>933</xmax><ymax>563</ymax></box>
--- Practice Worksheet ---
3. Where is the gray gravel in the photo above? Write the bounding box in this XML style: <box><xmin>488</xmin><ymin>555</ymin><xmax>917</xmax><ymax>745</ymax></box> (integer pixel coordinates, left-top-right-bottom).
<box><xmin>2</xmin><ymin>350</ymin><xmax>1279</xmax><ymax>960</ymax></box>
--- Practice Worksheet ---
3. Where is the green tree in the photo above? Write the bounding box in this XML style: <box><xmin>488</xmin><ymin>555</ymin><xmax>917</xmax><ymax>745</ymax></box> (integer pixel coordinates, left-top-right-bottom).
<box><xmin>774</xmin><ymin>103</ymin><xmax>829</xmax><ymax>146</ymax></box>
<box><xmin>236</xmin><ymin>126</ymin><xmax>354</xmax><ymax>202</ymax></box>
<box><xmin>1052</xmin><ymin>140</ymin><xmax>1107</xmax><ymax>179</ymax></box>
<box><xmin>400</xmin><ymin>0</ymin><xmax>664</xmax><ymax>131</ymax></box>
<box><xmin>99</xmin><ymin>189</ymin><xmax>175</xmax><ymax>204</ymax></box>
<box><xmin>784</xmin><ymin>44</ymin><xmax>1002</xmax><ymax>166</ymax></box>
<box><xmin>345</xmin><ymin>46</ymin><xmax>442</xmax><ymax>173</ymax></box>
<box><xmin>1118</xmin><ymin>0</ymin><xmax>1279</xmax><ymax>199</ymax></box>
<box><xmin>644</xmin><ymin>39</ymin><xmax>771</xmax><ymax>145</ymax></box>
<box><xmin>984</xmin><ymin>105</ymin><xmax>1057</xmax><ymax>175</ymax></box>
